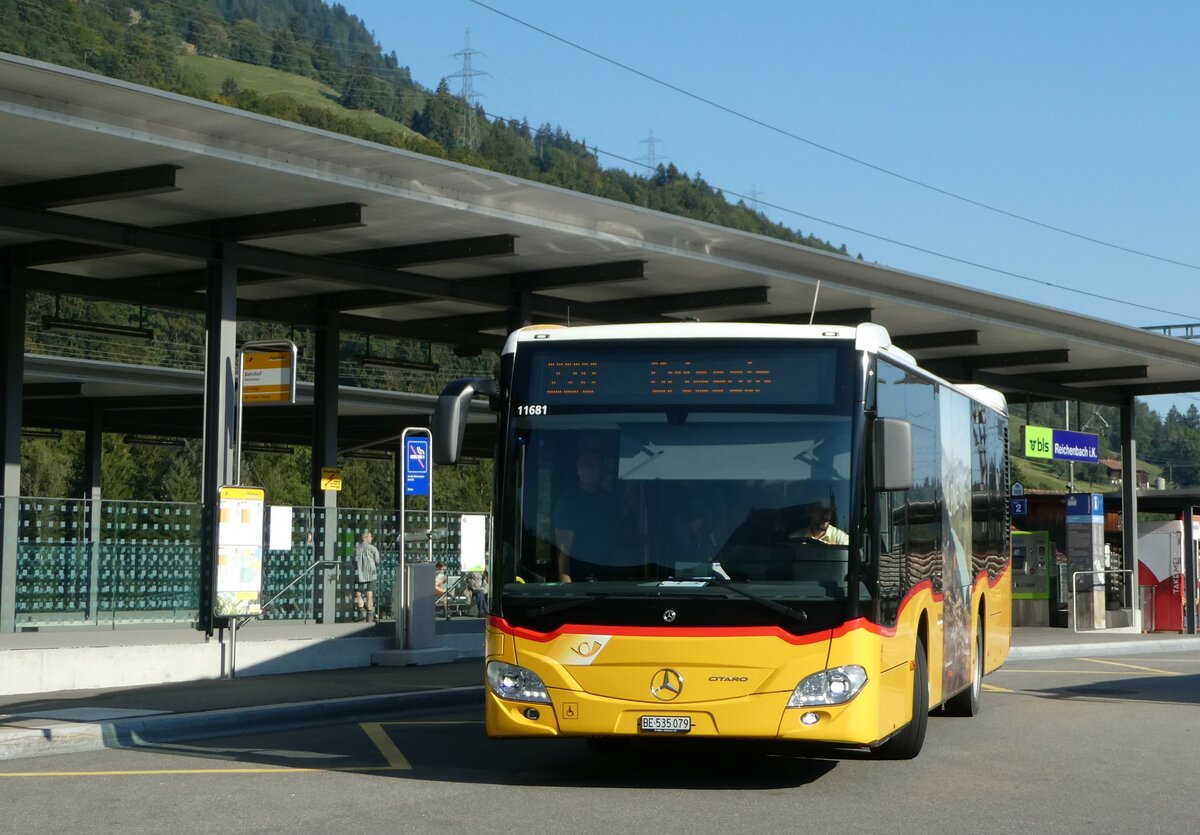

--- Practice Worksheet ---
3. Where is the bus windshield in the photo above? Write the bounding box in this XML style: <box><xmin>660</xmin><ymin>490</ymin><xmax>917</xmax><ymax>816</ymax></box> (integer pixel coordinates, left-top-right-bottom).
<box><xmin>496</xmin><ymin>339</ymin><xmax>857</xmax><ymax>621</ymax></box>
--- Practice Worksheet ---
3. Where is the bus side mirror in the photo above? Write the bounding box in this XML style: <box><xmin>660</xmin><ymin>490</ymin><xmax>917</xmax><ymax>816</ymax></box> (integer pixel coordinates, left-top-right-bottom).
<box><xmin>874</xmin><ymin>418</ymin><xmax>913</xmax><ymax>492</ymax></box>
<box><xmin>433</xmin><ymin>377</ymin><xmax>498</xmax><ymax>465</ymax></box>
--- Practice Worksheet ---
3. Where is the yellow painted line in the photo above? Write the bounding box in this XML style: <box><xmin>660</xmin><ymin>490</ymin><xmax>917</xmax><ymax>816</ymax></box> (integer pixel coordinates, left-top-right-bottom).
<box><xmin>982</xmin><ymin>683</ymin><xmax>1015</xmax><ymax>693</ymax></box>
<box><xmin>359</xmin><ymin>722</ymin><xmax>412</xmax><ymax>770</ymax></box>
<box><xmin>1109</xmin><ymin>660</ymin><xmax>1200</xmax><ymax>666</ymax></box>
<box><xmin>1080</xmin><ymin>657</ymin><xmax>1181</xmax><ymax>676</ymax></box>
<box><xmin>0</xmin><ymin>721</ymin><xmax>427</xmax><ymax>779</ymax></box>
<box><xmin>0</xmin><ymin>765</ymin><xmax>407</xmax><ymax>779</ymax></box>
<box><xmin>0</xmin><ymin>767</ymin><xmax>316</xmax><ymax>778</ymax></box>
<box><xmin>995</xmin><ymin>668</ymin><xmax>1143</xmax><ymax>675</ymax></box>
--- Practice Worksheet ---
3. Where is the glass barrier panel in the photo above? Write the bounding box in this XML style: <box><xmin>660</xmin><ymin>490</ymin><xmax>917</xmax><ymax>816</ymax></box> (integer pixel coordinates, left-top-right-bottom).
<box><xmin>7</xmin><ymin>496</ymin><xmax>489</xmax><ymax>629</ymax></box>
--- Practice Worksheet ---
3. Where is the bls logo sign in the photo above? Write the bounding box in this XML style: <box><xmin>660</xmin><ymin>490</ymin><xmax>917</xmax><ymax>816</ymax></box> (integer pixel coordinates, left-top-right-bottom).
<box><xmin>1024</xmin><ymin>426</ymin><xmax>1054</xmax><ymax>459</ymax></box>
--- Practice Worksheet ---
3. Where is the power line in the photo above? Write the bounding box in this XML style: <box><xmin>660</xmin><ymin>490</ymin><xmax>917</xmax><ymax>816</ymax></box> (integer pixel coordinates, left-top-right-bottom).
<box><xmin>465</xmin><ymin>0</ymin><xmax>1200</xmax><ymax>275</ymax></box>
<box><xmin>559</xmin><ymin>135</ymin><xmax>1193</xmax><ymax>319</ymax></box>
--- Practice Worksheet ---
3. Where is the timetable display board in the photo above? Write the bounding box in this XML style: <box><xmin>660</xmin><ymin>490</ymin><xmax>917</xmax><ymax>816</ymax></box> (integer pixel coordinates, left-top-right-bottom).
<box><xmin>215</xmin><ymin>485</ymin><xmax>265</xmax><ymax>617</ymax></box>
<box><xmin>241</xmin><ymin>350</ymin><xmax>296</xmax><ymax>405</ymax></box>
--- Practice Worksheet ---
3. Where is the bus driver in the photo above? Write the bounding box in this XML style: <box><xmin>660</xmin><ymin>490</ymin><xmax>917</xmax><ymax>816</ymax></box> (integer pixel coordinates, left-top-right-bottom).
<box><xmin>554</xmin><ymin>446</ymin><xmax>621</xmax><ymax>582</ymax></box>
<box><xmin>806</xmin><ymin>500</ymin><xmax>849</xmax><ymax>545</ymax></box>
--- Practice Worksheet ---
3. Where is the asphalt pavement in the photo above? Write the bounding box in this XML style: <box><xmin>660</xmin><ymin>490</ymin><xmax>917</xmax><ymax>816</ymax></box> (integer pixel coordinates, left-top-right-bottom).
<box><xmin>3</xmin><ymin>626</ymin><xmax>1199</xmax><ymax>761</ymax></box>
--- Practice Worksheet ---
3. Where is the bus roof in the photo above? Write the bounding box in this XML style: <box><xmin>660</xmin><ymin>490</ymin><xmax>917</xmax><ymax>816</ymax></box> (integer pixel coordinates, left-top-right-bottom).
<box><xmin>506</xmin><ymin>321</ymin><xmax>907</xmax><ymax>358</ymax></box>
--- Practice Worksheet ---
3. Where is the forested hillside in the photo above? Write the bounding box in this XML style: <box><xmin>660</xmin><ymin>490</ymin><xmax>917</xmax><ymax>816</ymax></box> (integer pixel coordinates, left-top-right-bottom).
<box><xmin>0</xmin><ymin>0</ymin><xmax>847</xmax><ymax>252</ymax></box>
<box><xmin>4</xmin><ymin>0</ymin><xmax>1200</xmax><ymax>503</ymax></box>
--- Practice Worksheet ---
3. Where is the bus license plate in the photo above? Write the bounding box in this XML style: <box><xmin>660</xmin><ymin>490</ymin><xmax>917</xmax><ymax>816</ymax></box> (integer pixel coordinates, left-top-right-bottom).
<box><xmin>639</xmin><ymin>715</ymin><xmax>691</xmax><ymax>734</ymax></box>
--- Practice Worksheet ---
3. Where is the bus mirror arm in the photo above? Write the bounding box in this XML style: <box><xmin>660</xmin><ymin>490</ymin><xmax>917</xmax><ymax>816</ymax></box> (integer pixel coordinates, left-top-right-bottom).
<box><xmin>874</xmin><ymin>418</ymin><xmax>913</xmax><ymax>492</ymax></box>
<box><xmin>433</xmin><ymin>377</ymin><xmax>499</xmax><ymax>465</ymax></box>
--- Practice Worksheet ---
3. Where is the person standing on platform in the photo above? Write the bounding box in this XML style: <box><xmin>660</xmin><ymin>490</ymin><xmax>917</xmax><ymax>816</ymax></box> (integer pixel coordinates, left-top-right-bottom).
<box><xmin>353</xmin><ymin>530</ymin><xmax>380</xmax><ymax>622</ymax></box>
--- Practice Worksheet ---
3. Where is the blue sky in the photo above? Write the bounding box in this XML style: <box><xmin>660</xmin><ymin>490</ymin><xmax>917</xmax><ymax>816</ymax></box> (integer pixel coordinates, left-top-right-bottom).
<box><xmin>337</xmin><ymin>1</ymin><xmax>1200</xmax><ymax>345</ymax></box>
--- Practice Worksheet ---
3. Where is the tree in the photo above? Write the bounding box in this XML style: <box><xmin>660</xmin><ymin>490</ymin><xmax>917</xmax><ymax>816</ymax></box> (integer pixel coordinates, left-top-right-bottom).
<box><xmin>20</xmin><ymin>435</ymin><xmax>82</xmax><ymax>499</ymax></box>
<box><xmin>411</xmin><ymin>79</ymin><xmax>459</xmax><ymax>150</ymax></box>
<box><xmin>339</xmin><ymin>53</ymin><xmax>375</xmax><ymax>110</ymax></box>
<box><xmin>187</xmin><ymin>10</ymin><xmax>230</xmax><ymax>57</ymax></box>
<box><xmin>270</xmin><ymin>27</ymin><xmax>305</xmax><ymax>75</ymax></box>
<box><xmin>311</xmin><ymin>41</ymin><xmax>343</xmax><ymax>89</ymax></box>
<box><xmin>479</xmin><ymin>118</ymin><xmax>535</xmax><ymax>178</ymax></box>
<box><xmin>229</xmin><ymin>19</ymin><xmax>271</xmax><ymax>65</ymax></box>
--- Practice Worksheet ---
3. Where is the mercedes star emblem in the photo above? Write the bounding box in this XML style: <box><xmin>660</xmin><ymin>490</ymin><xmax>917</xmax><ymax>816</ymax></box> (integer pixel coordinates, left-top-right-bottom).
<box><xmin>651</xmin><ymin>668</ymin><xmax>684</xmax><ymax>701</ymax></box>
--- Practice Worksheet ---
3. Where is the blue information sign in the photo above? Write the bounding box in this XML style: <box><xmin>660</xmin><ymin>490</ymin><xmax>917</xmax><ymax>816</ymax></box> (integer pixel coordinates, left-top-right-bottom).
<box><xmin>1065</xmin><ymin>493</ymin><xmax>1104</xmax><ymax>523</ymax></box>
<box><xmin>405</xmin><ymin>437</ymin><xmax>430</xmax><ymax>496</ymax></box>
<box><xmin>1010</xmin><ymin>498</ymin><xmax>1028</xmax><ymax>517</ymax></box>
<box><xmin>1051</xmin><ymin>429</ymin><xmax>1101</xmax><ymax>463</ymax></box>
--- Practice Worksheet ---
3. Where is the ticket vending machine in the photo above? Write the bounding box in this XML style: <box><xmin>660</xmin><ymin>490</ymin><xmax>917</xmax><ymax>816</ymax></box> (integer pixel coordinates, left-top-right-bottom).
<box><xmin>1012</xmin><ymin>531</ymin><xmax>1051</xmax><ymax>626</ymax></box>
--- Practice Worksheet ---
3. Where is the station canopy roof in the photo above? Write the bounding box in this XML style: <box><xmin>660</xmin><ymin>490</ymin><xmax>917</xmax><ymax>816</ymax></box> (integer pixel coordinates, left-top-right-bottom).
<box><xmin>7</xmin><ymin>53</ymin><xmax>1200</xmax><ymax>450</ymax></box>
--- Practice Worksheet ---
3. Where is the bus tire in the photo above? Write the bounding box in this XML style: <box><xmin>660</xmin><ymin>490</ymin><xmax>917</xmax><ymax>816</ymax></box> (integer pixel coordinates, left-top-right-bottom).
<box><xmin>874</xmin><ymin>637</ymin><xmax>928</xmax><ymax>760</ymax></box>
<box><xmin>946</xmin><ymin>620</ymin><xmax>983</xmax><ymax>717</ymax></box>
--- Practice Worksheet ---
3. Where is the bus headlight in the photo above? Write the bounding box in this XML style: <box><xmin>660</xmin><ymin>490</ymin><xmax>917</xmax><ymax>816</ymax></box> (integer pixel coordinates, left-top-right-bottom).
<box><xmin>486</xmin><ymin>661</ymin><xmax>552</xmax><ymax>704</ymax></box>
<box><xmin>787</xmin><ymin>665</ymin><xmax>868</xmax><ymax>707</ymax></box>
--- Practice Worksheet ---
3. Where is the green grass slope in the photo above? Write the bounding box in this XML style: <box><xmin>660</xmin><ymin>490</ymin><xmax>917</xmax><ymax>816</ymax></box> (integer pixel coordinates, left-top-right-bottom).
<box><xmin>179</xmin><ymin>54</ymin><xmax>422</xmax><ymax>139</ymax></box>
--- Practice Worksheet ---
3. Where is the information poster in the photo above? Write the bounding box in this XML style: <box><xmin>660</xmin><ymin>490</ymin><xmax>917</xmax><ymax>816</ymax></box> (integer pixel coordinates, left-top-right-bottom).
<box><xmin>460</xmin><ymin>514</ymin><xmax>488</xmax><ymax>572</ymax></box>
<box><xmin>268</xmin><ymin>505</ymin><xmax>293</xmax><ymax>552</ymax></box>
<box><xmin>215</xmin><ymin>485</ymin><xmax>265</xmax><ymax>616</ymax></box>
<box><xmin>241</xmin><ymin>350</ymin><xmax>295</xmax><ymax>404</ymax></box>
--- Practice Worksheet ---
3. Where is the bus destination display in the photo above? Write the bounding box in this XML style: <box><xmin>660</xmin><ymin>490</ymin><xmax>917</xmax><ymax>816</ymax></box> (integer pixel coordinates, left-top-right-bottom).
<box><xmin>526</xmin><ymin>344</ymin><xmax>842</xmax><ymax>406</ymax></box>
<box><xmin>543</xmin><ymin>358</ymin><xmax>771</xmax><ymax>397</ymax></box>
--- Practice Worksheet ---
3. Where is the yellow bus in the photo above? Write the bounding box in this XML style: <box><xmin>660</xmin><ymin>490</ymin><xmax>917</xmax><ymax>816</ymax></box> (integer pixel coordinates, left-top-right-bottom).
<box><xmin>435</xmin><ymin>322</ymin><xmax>1010</xmax><ymax>758</ymax></box>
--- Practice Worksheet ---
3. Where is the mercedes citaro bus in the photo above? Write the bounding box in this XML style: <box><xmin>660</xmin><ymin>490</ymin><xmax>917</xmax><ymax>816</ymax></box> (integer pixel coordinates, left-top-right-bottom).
<box><xmin>434</xmin><ymin>322</ymin><xmax>1010</xmax><ymax>758</ymax></box>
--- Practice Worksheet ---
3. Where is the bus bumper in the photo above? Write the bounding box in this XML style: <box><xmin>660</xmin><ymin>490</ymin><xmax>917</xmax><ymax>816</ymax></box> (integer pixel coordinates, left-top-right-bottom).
<box><xmin>484</xmin><ymin>660</ymin><xmax>911</xmax><ymax>747</ymax></box>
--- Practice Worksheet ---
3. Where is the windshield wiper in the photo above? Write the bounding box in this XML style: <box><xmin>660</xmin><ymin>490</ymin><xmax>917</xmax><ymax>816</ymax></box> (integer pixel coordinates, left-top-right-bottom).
<box><xmin>702</xmin><ymin>578</ymin><xmax>807</xmax><ymax>624</ymax></box>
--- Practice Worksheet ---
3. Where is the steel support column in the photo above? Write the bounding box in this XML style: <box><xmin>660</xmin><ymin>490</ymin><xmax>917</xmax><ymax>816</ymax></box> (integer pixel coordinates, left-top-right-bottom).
<box><xmin>0</xmin><ymin>259</ymin><xmax>26</xmax><ymax>632</ymax></box>
<box><xmin>84</xmin><ymin>405</ymin><xmax>103</xmax><ymax>623</ymax></box>
<box><xmin>393</xmin><ymin>438</ymin><xmax>403</xmax><ymax>514</ymax></box>
<box><xmin>1185</xmin><ymin>505</ymin><xmax>1197</xmax><ymax>635</ymax></box>
<box><xmin>198</xmin><ymin>245</ymin><xmax>239</xmax><ymax>635</ymax></box>
<box><xmin>1119</xmin><ymin>398</ymin><xmax>1140</xmax><ymax>629</ymax></box>
<box><xmin>312</xmin><ymin>312</ymin><xmax>340</xmax><ymax>624</ymax></box>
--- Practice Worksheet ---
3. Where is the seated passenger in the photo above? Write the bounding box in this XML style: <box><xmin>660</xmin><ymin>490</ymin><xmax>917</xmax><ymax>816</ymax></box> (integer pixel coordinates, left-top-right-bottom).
<box><xmin>434</xmin><ymin>561</ymin><xmax>450</xmax><ymax>620</ymax></box>
<box><xmin>466</xmin><ymin>570</ymin><xmax>489</xmax><ymax>616</ymax></box>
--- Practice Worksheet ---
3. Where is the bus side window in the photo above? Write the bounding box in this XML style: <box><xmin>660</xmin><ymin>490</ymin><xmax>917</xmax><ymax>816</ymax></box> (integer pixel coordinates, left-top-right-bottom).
<box><xmin>876</xmin><ymin>490</ymin><xmax>905</xmax><ymax>625</ymax></box>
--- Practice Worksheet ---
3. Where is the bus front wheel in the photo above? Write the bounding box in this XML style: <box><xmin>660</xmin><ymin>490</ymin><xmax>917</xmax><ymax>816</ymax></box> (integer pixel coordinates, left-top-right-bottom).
<box><xmin>874</xmin><ymin>637</ymin><xmax>928</xmax><ymax>760</ymax></box>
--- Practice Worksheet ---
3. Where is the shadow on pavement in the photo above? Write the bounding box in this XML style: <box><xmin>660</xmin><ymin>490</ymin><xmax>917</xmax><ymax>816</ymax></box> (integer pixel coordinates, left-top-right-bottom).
<box><xmin>102</xmin><ymin>704</ymin><xmax>844</xmax><ymax>790</ymax></box>
<box><xmin>1030</xmin><ymin>671</ymin><xmax>1200</xmax><ymax>706</ymax></box>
